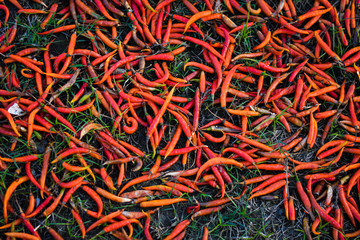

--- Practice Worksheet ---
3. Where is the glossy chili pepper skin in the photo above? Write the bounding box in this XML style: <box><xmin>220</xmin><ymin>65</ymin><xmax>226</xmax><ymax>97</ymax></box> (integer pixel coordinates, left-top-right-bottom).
<box><xmin>3</xmin><ymin>0</ymin><xmax>360</xmax><ymax>239</ymax></box>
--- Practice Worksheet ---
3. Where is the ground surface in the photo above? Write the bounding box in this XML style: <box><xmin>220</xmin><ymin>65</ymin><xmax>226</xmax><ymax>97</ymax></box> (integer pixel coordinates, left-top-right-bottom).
<box><xmin>0</xmin><ymin>0</ymin><xmax>359</xmax><ymax>239</ymax></box>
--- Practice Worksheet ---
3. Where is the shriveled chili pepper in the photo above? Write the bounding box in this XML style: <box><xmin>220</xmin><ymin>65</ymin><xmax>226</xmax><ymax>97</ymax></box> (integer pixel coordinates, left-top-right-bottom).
<box><xmin>306</xmin><ymin>178</ymin><xmax>341</xmax><ymax>229</ymax></box>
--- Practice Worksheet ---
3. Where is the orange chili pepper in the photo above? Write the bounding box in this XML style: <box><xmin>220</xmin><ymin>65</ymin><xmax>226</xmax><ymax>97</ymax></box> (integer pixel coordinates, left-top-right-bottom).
<box><xmin>314</xmin><ymin>30</ymin><xmax>341</xmax><ymax>62</ymax></box>
<box><xmin>249</xmin><ymin>180</ymin><xmax>286</xmax><ymax>200</ymax></box>
<box><xmin>82</xmin><ymin>185</ymin><xmax>103</xmax><ymax>218</ymax></box>
<box><xmin>4</xmin><ymin>232</ymin><xmax>39</xmax><ymax>240</ymax></box>
<box><xmin>71</xmin><ymin>208</ymin><xmax>86</xmax><ymax>239</ymax></box>
<box><xmin>0</xmin><ymin>108</ymin><xmax>21</xmax><ymax>137</ymax></box>
<box><xmin>3</xmin><ymin>176</ymin><xmax>29</xmax><ymax>223</ymax></box>
<box><xmin>191</xmin><ymin>206</ymin><xmax>223</xmax><ymax>220</ymax></box>
<box><xmin>43</xmin><ymin>189</ymin><xmax>65</xmax><ymax>217</ymax></box>
<box><xmin>118</xmin><ymin>173</ymin><xmax>161</xmax><ymax>195</ymax></box>
<box><xmin>194</xmin><ymin>157</ymin><xmax>243</xmax><ymax>182</ymax></box>
<box><xmin>163</xmin><ymin>219</ymin><xmax>191</xmax><ymax>240</ymax></box>
<box><xmin>183</xmin><ymin>11</ymin><xmax>212</xmax><ymax>33</ymax></box>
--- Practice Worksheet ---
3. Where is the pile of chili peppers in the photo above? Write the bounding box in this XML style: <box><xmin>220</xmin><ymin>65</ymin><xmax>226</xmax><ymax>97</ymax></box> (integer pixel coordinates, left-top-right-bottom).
<box><xmin>1</xmin><ymin>0</ymin><xmax>360</xmax><ymax>239</ymax></box>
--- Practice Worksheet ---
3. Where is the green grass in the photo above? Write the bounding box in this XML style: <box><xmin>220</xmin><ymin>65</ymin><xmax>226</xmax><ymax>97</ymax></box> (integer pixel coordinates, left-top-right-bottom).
<box><xmin>1</xmin><ymin>0</ymin><xmax>360</xmax><ymax>239</ymax></box>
